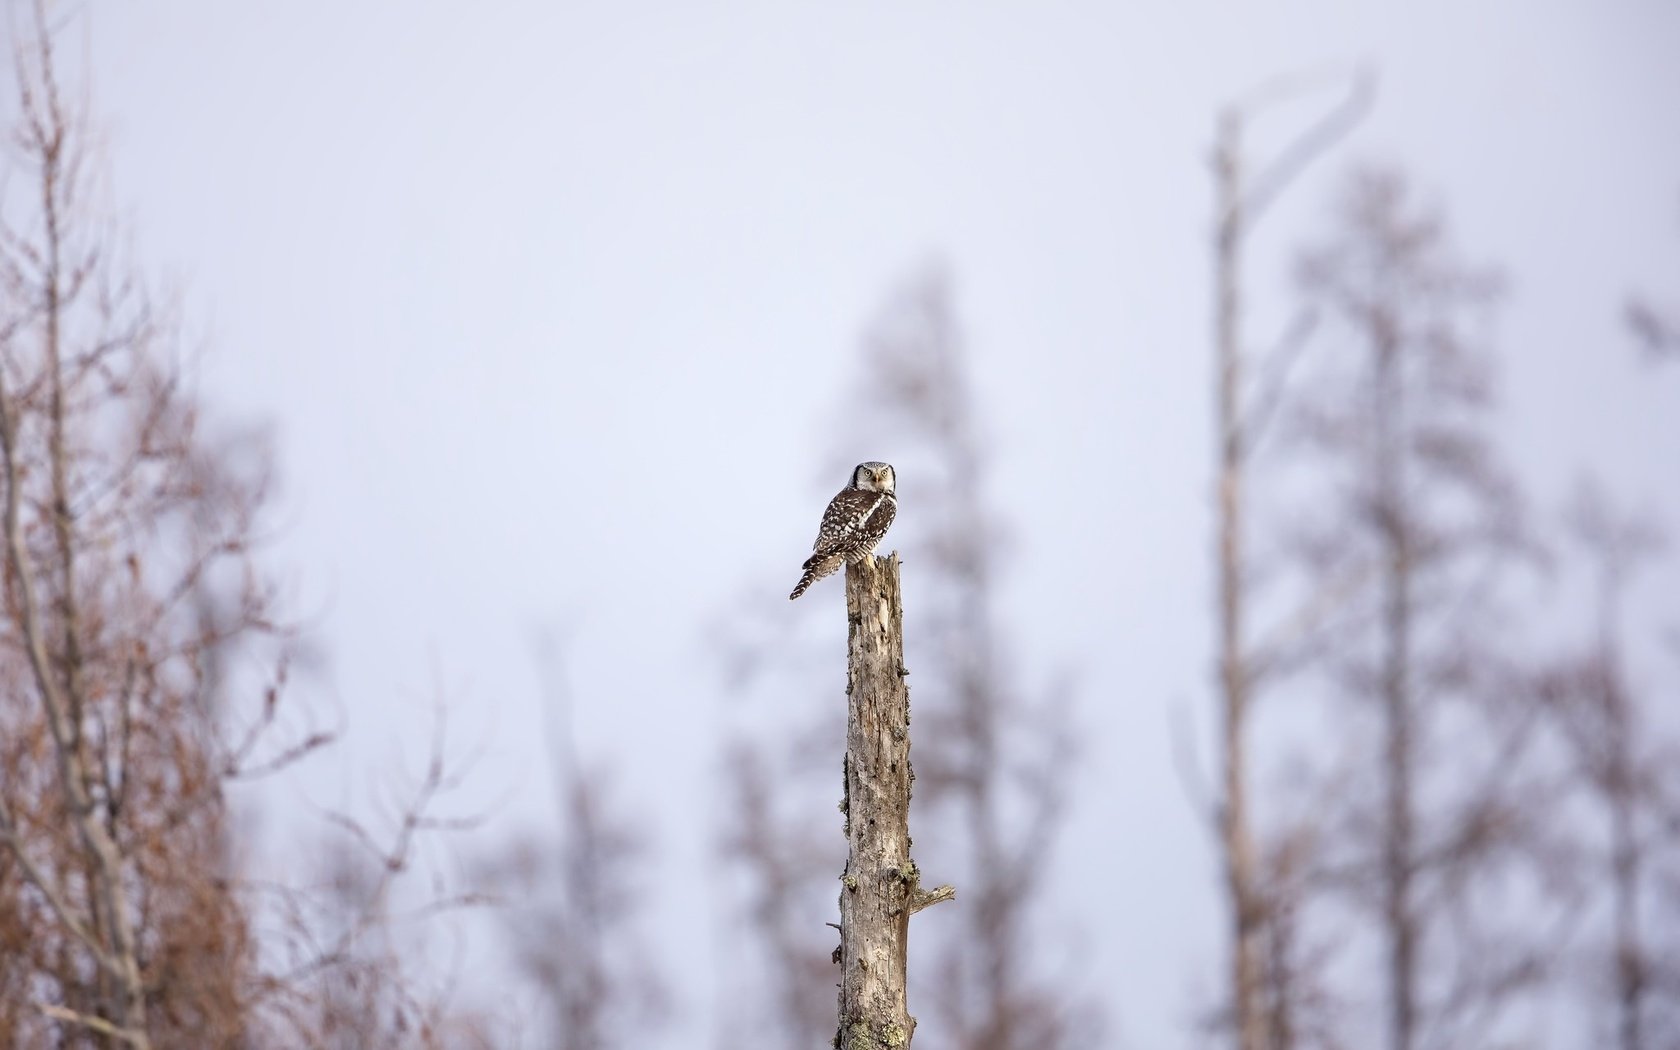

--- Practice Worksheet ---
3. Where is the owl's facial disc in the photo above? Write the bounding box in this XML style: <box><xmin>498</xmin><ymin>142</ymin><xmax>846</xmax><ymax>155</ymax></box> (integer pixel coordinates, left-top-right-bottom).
<box><xmin>849</xmin><ymin>460</ymin><xmax>894</xmax><ymax>493</ymax></box>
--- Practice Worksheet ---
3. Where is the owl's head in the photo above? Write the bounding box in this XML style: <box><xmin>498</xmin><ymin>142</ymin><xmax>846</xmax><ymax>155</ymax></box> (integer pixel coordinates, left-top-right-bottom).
<box><xmin>850</xmin><ymin>461</ymin><xmax>896</xmax><ymax>495</ymax></box>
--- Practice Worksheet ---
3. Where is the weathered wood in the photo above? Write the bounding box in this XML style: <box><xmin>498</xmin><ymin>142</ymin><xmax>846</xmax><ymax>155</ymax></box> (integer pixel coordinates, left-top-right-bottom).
<box><xmin>835</xmin><ymin>552</ymin><xmax>949</xmax><ymax>1050</ymax></box>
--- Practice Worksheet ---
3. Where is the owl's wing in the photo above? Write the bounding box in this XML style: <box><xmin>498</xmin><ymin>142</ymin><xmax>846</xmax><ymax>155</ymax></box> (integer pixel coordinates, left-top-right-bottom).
<box><xmin>812</xmin><ymin>487</ymin><xmax>892</xmax><ymax>554</ymax></box>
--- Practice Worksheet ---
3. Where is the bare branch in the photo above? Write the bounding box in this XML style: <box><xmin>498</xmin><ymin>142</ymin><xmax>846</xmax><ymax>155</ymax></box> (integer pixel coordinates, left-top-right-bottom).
<box><xmin>1240</xmin><ymin>69</ymin><xmax>1376</xmax><ymax>227</ymax></box>
<box><xmin>909</xmin><ymin>884</ymin><xmax>956</xmax><ymax>915</ymax></box>
<box><xmin>0</xmin><ymin>795</ymin><xmax>121</xmax><ymax>981</ymax></box>
<box><xmin>36</xmin><ymin>1003</ymin><xmax>148</xmax><ymax>1046</ymax></box>
<box><xmin>1241</xmin><ymin>307</ymin><xmax>1320</xmax><ymax>456</ymax></box>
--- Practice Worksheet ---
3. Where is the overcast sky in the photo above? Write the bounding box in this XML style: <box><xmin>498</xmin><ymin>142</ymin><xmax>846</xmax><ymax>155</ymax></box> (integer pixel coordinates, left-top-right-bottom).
<box><xmin>39</xmin><ymin>1</ymin><xmax>1680</xmax><ymax>1046</ymax></box>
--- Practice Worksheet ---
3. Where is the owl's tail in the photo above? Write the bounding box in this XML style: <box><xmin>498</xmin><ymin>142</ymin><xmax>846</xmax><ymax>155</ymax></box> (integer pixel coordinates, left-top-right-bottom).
<box><xmin>788</xmin><ymin>553</ymin><xmax>842</xmax><ymax>600</ymax></box>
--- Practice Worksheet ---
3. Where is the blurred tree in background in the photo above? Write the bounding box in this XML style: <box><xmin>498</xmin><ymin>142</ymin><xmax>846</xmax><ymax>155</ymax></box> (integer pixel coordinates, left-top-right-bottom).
<box><xmin>0</xmin><ymin>12</ymin><xmax>272</xmax><ymax>1043</ymax></box>
<box><xmin>1536</xmin><ymin>483</ymin><xmax>1680</xmax><ymax>1049</ymax></box>
<box><xmin>473</xmin><ymin>638</ymin><xmax>668</xmax><ymax>1050</ymax></box>
<box><xmin>0</xmin><ymin>9</ymin><xmax>478</xmax><ymax>1047</ymax></box>
<box><xmin>1204</xmin><ymin>156</ymin><xmax>1680</xmax><ymax>1050</ymax></box>
<box><xmin>4</xmin><ymin>4</ymin><xmax>1677</xmax><ymax>1048</ymax></box>
<box><xmin>1275</xmin><ymin>166</ymin><xmax>1556</xmax><ymax>1050</ymax></box>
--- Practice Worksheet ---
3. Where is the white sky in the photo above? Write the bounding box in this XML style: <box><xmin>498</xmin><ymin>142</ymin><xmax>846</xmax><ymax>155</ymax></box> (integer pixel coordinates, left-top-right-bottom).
<box><xmin>36</xmin><ymin>1</ymin><xmax>1680</xmax><ymax>1046</ymax></box>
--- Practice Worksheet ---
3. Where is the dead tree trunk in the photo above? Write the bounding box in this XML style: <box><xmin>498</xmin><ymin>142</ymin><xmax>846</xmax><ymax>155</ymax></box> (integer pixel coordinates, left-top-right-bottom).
<box><xmin>1207</xmin><ymin>75</ymin><xmax>1368</xmax><ymax>1050</ymax></box>
<box><xmin>1213</xmin><ymin>109</ymin><xmax>1267</xmax><ymax>1050</ymax></box>
<box><xmin>1373</xmin><ymin>318</ymin><xmax>1417</xmax><ymax>1050</ymax></box>
<box><xmin>836</xmin><ymin>552</ymin><xmax>951</xmax><ymax>1050</ymax></box>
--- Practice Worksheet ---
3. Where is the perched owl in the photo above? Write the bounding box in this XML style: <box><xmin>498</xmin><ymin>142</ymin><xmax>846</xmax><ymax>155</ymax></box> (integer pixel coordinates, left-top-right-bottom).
<box><xmin>788</xmin><ymin>461</ymin><xmax>898</xmax><ymax>600</ymax></box>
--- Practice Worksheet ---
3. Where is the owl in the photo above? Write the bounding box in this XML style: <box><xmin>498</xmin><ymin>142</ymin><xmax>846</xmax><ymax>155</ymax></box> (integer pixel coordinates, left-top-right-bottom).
<box><xmin>788</xmin><ymin>461</ymin><xmax>898</xmax><ymax>600</ymax></box>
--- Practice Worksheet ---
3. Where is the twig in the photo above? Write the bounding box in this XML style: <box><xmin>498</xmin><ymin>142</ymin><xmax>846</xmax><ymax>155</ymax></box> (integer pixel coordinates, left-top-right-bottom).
<box><xmin>1241</xmin><ymin>69</ymin><xmax>1375</xmax><ymax>225</ymax></box>
<box><xmin>1240</xmin><ymin>308</ymin><xmax>1320</xmax><ymax>456</ymax></box>
<box><xmin>0</xmin><ymin>797</ymin><xmax>121</xmax><ymax>981</ymax></box>
<box><xmin>37</xmin><ymin>1003</ymin><xmax>148</xmax><ymax>1046</ymax></box>
<box><xmin>909</xmin><ymin>885</ymin><xmax>956</xmax><ymax>915</ymax></box>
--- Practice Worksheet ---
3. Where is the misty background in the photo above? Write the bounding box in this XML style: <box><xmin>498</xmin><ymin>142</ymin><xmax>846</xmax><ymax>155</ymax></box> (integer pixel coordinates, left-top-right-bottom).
<box><xmin>4</xmin><ymin>2</ymin><xmax>1678</xmax><ymax>1048</ymax></box>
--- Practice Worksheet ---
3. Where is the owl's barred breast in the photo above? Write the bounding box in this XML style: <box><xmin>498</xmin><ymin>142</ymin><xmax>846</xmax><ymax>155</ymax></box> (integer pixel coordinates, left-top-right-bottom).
<box><xmin>813</xmin><ymin>489</ymin><xmax>896</xmax><ymax>558</ymax></box>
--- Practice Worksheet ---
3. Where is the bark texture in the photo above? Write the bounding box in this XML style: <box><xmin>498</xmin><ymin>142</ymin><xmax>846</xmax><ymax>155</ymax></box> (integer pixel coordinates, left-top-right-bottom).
<box><xmin>836</xmin><ymin>552</ymin><xmax>946</xmax><ymax>1049</ymax></box>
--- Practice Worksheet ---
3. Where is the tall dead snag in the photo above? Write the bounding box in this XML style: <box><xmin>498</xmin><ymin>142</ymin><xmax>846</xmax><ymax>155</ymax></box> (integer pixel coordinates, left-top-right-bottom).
<box><xmin>1212</xmin><ymin>107</ymin><xmax>1264</xmax><ymax>1050</ymax></box>
<box><xmin>1208</xmin><ymin>73</ymin><xmax>1367</xmax><ymax>1050</ymax></box>
<box><xmin>836</xmin><ymin>552</ymin><xmax>951</xmax><ymax>1050</ymax></box>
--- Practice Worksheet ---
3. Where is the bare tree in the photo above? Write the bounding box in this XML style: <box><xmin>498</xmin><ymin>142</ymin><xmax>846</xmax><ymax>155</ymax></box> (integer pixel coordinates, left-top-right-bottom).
<box><xmin>1279</xmin><ymin>165</ymin><xmax>1553</xmax><ymax>1050</ymax></box>
<box><xmin>715</xmin><ymin>598</ymin><xmax>848</xmax><ymax>1047</ymax></box>
<box><xmin>721</xmin><ymin>734</ymin><xmax>844</xmax><ymax>1045</ymax></box>
<box><xmin>475</xmin><ymin>638</ymin><xmax>667</xmax><ymax>1050</ymax></box>
<box><xmin>0</xmin><ymin>9</ymin><xmax>477</xmax><ymax>1047</ymax></box>
<box><xmin>0</xmin><ymin>9</ymin><xmax>273</xmax><ymax>1044</ymax></box>
<box><xmin>1537</xmin><ymin>481</ymin><xmax>1680</xmax><ymax>1050</ymax></box>
<box><xmin>268</xmin><ymin>708</ymin><xmax>493</xmax><ymax>1050</ymax></box>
